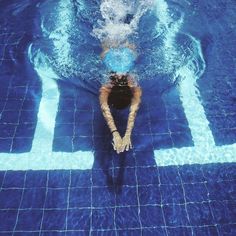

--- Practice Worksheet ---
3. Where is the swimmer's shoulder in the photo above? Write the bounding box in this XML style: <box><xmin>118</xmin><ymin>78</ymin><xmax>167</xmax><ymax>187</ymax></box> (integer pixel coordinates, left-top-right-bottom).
<box><xmin>128</xmin><ymin>74</ymin><xmax>139</xmax><ymax>87</ymax></box>
<box><xmin>100</xmin><ymin>82</ymin><xmax>113</xmax><ymax>93</ymax></box>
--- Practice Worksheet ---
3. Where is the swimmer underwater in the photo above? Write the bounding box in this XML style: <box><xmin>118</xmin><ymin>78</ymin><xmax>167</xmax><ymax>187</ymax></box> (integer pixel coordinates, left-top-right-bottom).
<box><xmin>99</xmin><ymin>41</ymin><xmax>142</xmax><ymax>154</ymax></box>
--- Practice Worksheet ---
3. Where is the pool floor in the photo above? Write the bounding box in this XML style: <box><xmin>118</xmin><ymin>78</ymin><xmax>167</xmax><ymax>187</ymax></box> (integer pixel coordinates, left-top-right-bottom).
<box><xmin>0</xmin><ymin>0</ymin><xmax>236</xmax><ymax>235</ymax></box>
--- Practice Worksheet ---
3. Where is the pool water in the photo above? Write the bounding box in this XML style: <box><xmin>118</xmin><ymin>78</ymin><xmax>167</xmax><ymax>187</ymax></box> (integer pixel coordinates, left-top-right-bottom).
<box><xmin>0</xmin><ymin>0</ymin><xmax>236</xmax><ymax>235</ymax></box>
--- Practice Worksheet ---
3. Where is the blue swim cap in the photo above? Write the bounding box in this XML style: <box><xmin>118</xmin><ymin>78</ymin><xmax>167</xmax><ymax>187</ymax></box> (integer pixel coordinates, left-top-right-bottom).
<box><xmin>104</xmin><ymin>47</ymin><xmax>136</xmax><ymax>73</ymax></box>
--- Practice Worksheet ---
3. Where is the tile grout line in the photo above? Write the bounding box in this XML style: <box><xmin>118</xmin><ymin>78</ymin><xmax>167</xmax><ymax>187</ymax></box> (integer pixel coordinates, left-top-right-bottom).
<box><xmin>11</xmin><ymin>171</ymin><xmax>27</xmax><ymax>236</ymax></box>
<box><xmin>1</xmin><ymin>222</ymin><xmax>236</xmax><ymax>234</ymax></box>
<box><xmin>146</xmin><ymin>102</ymin><xmax>169</xmax><ymax>236</ymax></box>
<box><xmin>111</xmin><ymin>155</ymin><xmax>118</xmax><ymax>236</ymax></box>
<box><xmin>200</xmin><ymin>167</ymin><xmax>221</xmax><ymax>236</ymax></box>
<box><xmin>9</xmin><ymin>84</ymin><xmax>29</xmax><ymax>152</ymax></box>
<box><xmin>176</xmin><ymin>167</ymin><xmax>194</xmax><ymax>236</ymax></box>
<box><xmin>0</xmin><ymin>198</ymin><xmax>235</xmax><ymax>211</ymax></box>
<box><xmin>39</xmin><ymin>171</ymin><xmax>49</xmax><ymax>236</ymax></box>
<box><xmin>65</xmin><ymin>170</ymin><xmax>72</xmax><ymax>235</ymax></box>
<box><xmin>133</xmin><ymin>150</ymin><xmax>143</xmax><ymax>236</ymax></box>
<box><xmin>89</xmin><ymin>169</ymin><xmax>93</xmax><ymax>236</ymax></box>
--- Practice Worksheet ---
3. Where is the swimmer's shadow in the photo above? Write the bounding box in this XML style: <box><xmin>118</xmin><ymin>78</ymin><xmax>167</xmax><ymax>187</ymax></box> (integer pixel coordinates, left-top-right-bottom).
<box><xmin>93</xmin><ymin>150</ymin><xmax>127</xmax><ymax>194</ymax></box>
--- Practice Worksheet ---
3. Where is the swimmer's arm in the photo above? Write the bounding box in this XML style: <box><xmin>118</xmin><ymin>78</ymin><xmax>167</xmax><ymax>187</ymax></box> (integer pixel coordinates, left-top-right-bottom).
<box><xmin>99</xmin><ymin>86</ymin><xmax>117</xmax><ymax>132</ymax></box>
<box><xmin>125</xmin><ymin>86</ymin><xmax>142</xmax><ymax>136</ymax></box>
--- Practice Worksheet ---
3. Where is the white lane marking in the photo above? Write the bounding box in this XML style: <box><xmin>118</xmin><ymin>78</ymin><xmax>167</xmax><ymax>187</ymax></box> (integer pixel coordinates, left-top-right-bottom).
<box><xmin>155</xmin><ymin>68</ymin><xmax>236</xmax><ymax>166</ymax></box>
<box><xmin>0</xmin><ymin>42</ymin><xmax>94</xmax><ymax>170</ymax></box>
<box><xmin>155</xmin><ymin>144</ymin><xmax>236</xmax><ymax>166</ymax></box>
<box><xmin>154</xmin><ymin>0</ymin><xmax>236</xmax><ymax>166</ymax></box>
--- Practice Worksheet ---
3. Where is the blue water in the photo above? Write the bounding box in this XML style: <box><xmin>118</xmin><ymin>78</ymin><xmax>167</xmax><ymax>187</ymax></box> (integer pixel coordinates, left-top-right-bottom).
<box><xmin>0</xmin><ymin>0</ymin><xmax>236</xmax><ymax>235</ymax></box>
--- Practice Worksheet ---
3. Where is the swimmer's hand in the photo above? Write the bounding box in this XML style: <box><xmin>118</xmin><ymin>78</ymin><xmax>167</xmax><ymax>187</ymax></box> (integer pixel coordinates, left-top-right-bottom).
<box><xmin>121</xmin><ymin>133</ymin><xmax>132</xmax><ymax>152</ymax></box>
<box><xmin>112</xmin><ymin>132</ymin><xmax>123</xmax><ymax>154</ymax></box>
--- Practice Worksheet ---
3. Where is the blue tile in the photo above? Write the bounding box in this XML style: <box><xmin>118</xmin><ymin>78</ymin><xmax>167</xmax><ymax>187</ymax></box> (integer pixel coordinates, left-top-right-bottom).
<box><xmin>19</xmin><ymin>110</ymin><xmax>37</xmax><ymax>123</ymax></box>
<box><xmin>0</xmin><ymin>189</ymin><xmax>22</xmax><ymax>208</ymax></box>
<box><xmin>75</xmin><ymin>110</ymin><xmax>93</xmax><ymax>124</ymax></box>
<box><xmin>92</xmin><ymin>169</ymin><xmax>111</xmax><ymax>187</ymax></box>
<box><xmin>92</xmin><ymin>208</ymin><xmax>114</xmax><ymax>230</ymax></box>
<box><xmin>0</xmin><ymin>172</ymin><xmax>6</xmax><ymax>187</ymax></box>
<box><xmin>58</xmin><ymin>99</ymin><xmax>74</xmax><ymax>110</ymax></box>
<box><xmin>115</xmin><ymin>207</ymin><xmax>140</xmax><ymax>229</ymax></box>
<box><xmin>22</xmin><ymin>99</ymin><xmax>39</xmax><ymax>111</ymax></box>
<box><xmin>0</xmin><ymin>138</ymin><xmax>12</xmax><ymax>152</ymax></box>
<box><xmin>56</xmin><ymin>110</ymin><xmax>74</xmax><ymax>124</ymax></box>
<box><xmin>15</xmin><ymin>209</ymin><xmax>43</xmax><ymax>231</ymax></box>
<box><xmin>54</xmin><ymin>124</ymin><xmax>74</xmax><ymax>138</ymax></box>
<box><xmin>133</xmin><ymin>117</ymin><xmax>150</xmax><ymax>135</ymax></box>
<box><xmin>0</xmin><ymin>87</ymin><xmax>9</xmax><ymax>98</ymax></box>
<box><xmin>171</xmin><ymin>132</ymin><xmax>193</xmax><ymax>148</ymax></box>
<box><xmin>25</xmin><ymin>171</ymin><xmax>47</xmax><ymax>188</ymax></box>
<box><xmin>166</xmin><ymin>105</ymin><xmax>186</xmax><ymax>120</ymax></box>
<box><xmin>74</xmin><ymin>136</ymin><xmax>94</xmax><ymax>151</ymax></box>
<box><xmin>0</xmin><ymin>210</ymin><xmax>18</xmax><ymax>231</ymax></box>
<box><xmin>14</xmin><ymin>233</ymin><xmax>39</xmax><ymax>236</ymax></box>
<box><xmin>67</xmin><ymin>232</ymin><xmax>88</xmax><ymax>236</ymax></box>
<box><xmin>12</xmin><ymin>137</ymin><xmax>32</xmax><ymax>153</ymax></box>
<box><xmin>92</xmin><ymin>187</ymin><xmax>115</xmax><ymax>207</ymax></box>
<box><xmin>93</xmin><ymin>151</ymin><xmax>112</xmax><ymax>170</ymax></box>
<box><xmin>2</xmin><ymin>171</ymin><xmax>25</xmax><ymax>188</ymax></box>
<box><xmin>132</xmin><ymin>135</ymin><xmax>153</xmax><ymax>151</ymax></box>
<box><xmin>114</xmin><ymin>167</ymin><xmax>136</xmax><ymax>186</ymax></box>
<box><xmin>202</xmin><ymin>163</ymin><xmax>236</xmax><ymax>181</ymax></box>
<box><xmin>69</xmin><ymin>188</ymin><xmax>91</xmax><ymax>208</ymax></box>
<box><xmin>94</xmin><ymin>136</ymin><xmax>111</xmax><ymax>151</ymax></box>
<box><xmin>169</xmin><ymin>119</ymin><xmax>190</xmax><ymax>133</ymax></box>
<box><xmin>137</xmin><ymin>167</ymin><xmax>159</xmax><ymax>185</ymax></box>
<box><xmin>219</xmin><ymin>224</ymin><xmax>236</xmax><ymax>236</ymax></box>
<box><xmin>151</xmin><ymin>119</ymin><xmax>169</xmax><ymax>135</ymax></box>
<box><xmin>21</xmin><ymin>188</ymin><xmax>46</xmax><ymax>208</ymax></box>
<box><xmin>159</xmin><ymin>166</ymin><xmax>181</xmax><ymax>184</ymax></box>
<box><xmin>207</xmin><ymin>181</ymin><xmax>235</xmax><ymax>201</ymax></box>
<box><xmin>140</xmin><ymin>206</ymin><xmax>164</xmax><ymax>227</ymax></box>
<box><xmin>0</xmin><ymin>124</ymin><xmax>16</xmax><ymax>138</ymax></box>
<box><xmin>116</xmin><ymin>230</ymin><xmax>141</xmax><ymax>236</ymax></box>
<box><xmin>42</xmin><ymin>210</ymin><xmax>67</xmax><ymax>230</ymax></box>
<box><xmin>211</xmin><ymin>201</ymin><xmax>236</xmax><ymax>224</ymax></box>
<box><xmin>48</xmin><ymin>170</ymin><xmax>70</xmax><ymax>188</ymax></box>
<box><xmin>187</xmin><ymin>203</ymin><xmax>214</xmax><ymax>226</ymax></box>
<box><xmin>178</xmin><ymin>165</ymin><xmax>205</xmax><ymax>183</ymax></box>
<box><xmin>160</xmin><ymin>184</ymin><xmax>185</xmax><ymax>204</ymax></box>
<box><xmin>139</xmin><ymin>185</ymin><xmax>161</xmax><ymax>205</ymax></box>
<box><xmin>167</xmin><ymin>227</ymin><xmax>193</xmax><ymax>236</ymax></box>
<box><xmin>142</xmin><ymin>228</ymin><xmax>165</xmax><ymax>236</ymax></box>
<box><xmin>93</xmin><ymin>119</ymin><xmax>109</xmax><ymax>136</ymax></box>
<box><xmin>184</xmin><ymin>183</ymin><xmax>208</xmax><ymax>202</ymax></box>
<box><xmin>152</xmin><ymin>134</ymin><xmax>173</xmax><ymax>150</ymax></box>
<box><xmin>115</xmin><ymin>186</ymin><xmax>138</xmax><ymax>206</ymax></box>
<box><xmin>134</xmin><ymin>150</ymin><xmax>156</xmax><ymax>167</ymax></box>
<box><xmin>44</xmin><ymin>189</ymin><xmax>68</xmax><ymax>208</ymax></box>
<box><xmin>0</xmin><ymin>111</ymin><xmax>19</xmax><ymax>123</ymax></box>
<box><xmin>53</xmin><ymin>137</ymin><xmax>73</xmax><ymax>152</ymax></box>
<box><xmin>8</xmin><ymin>87</ymin><xmax>27</xmax><ymax>99</ymax></box>
<box><xmin>214</xmin><ymin>128</ymin><xmax>236</xmax><ymax>146</ymax></box>
<box><xmin>67</xmin><ymin>209</ymin><xmax>90</xmax><ymax>231</ymax></box>
<box><xmin>163</xmin><ymin>204</ymin><xmax>189</xmax><ymax>227</ymax></box>
<box><xmin>192</xmin><ymin>226</ymin><xmax>219</xmax><ymax>236</ymax></box>
<box><xmin>15</xmin><ymin>123</ymin><xmax>35</xmax><ymax>137</ymax></box>
<box><xmin>71</xmin><ymin>170</ymin><xmax>91</xmax><ymax>187</ymax></box>
<box><xmin>75</xmin><ymin>122</ymin><xmax>93</xmax><ymax>136</ymax></box>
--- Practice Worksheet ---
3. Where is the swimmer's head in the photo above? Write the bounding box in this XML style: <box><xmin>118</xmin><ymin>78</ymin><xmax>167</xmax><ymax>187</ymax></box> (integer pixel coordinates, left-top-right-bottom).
<box><xmin>108</xmin><ymin>73</ymin><xmax>133</xmax><ymax>109</ymax></box>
